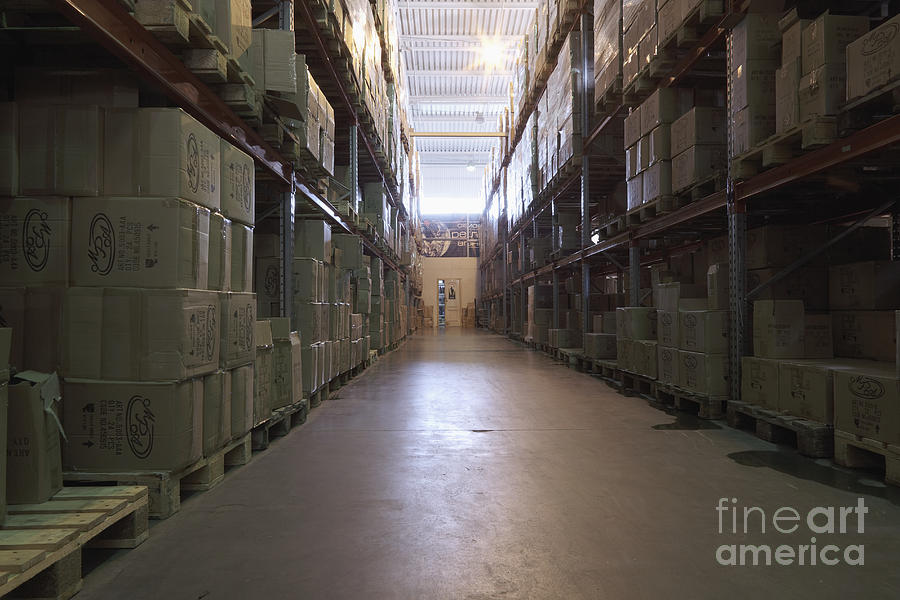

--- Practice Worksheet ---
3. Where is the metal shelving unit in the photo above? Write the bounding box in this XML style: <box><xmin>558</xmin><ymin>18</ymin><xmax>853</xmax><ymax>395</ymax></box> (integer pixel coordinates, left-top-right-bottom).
<box><xmin>479</xmin><ymin>1</ymin><xmax>900</xmax><ymax>394</ymax></box>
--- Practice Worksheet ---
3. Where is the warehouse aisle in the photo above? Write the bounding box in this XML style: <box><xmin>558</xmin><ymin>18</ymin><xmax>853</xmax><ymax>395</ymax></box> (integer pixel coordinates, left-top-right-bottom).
<box><xmin>79</xmin><ymin>330</ymin><xmax>900</xmax><ymax>599</ymax></box>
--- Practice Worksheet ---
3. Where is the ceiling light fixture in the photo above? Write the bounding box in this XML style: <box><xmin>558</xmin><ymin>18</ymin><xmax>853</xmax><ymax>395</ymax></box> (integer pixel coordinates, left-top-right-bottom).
<box><xmin>466</xmin><ymin>161</ymin><xmax>475</xmax><ymax>172</ymax></box>
<box><xmin>478</xmin><ymin>37</ymin><xmax>506</xmax><ymax>72</ymax></box>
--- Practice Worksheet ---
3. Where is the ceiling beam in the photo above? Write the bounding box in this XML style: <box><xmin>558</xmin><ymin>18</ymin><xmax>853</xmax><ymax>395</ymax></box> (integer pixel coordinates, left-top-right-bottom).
<box><xmin>411</xmin><ymin>131</ymin><xmax>506</xmax><ymax>138</ymax></box>
<box><xmin>400</xmin><ymin>34</ymin><xmax>522</xmax><ymax>44</ymax></box>
<box><xmin>406</xmin><ymin>69</ymin><xmax>515</xmax><ymax>77</ymax></box>
<box><xmin>411</xmin><ymin>115</ymin><xmax>502</xmax><ymax>122</ymax></box>
<box><xmin>408</xmin><ymin>95</ymin><xmax>510</xmax><ymax>103</ymax></box>
<box><xmin>398</xmin><ymin>1</ymin><xmax>537</xmax><ymax>9</ymax></box>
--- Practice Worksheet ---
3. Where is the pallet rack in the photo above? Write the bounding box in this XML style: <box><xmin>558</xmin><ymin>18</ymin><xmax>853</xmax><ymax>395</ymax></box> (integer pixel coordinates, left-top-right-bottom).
<box><xmin>478</xmin><ymin>0</ymin><xmax>900</xmax><ymax>402</ymax></box>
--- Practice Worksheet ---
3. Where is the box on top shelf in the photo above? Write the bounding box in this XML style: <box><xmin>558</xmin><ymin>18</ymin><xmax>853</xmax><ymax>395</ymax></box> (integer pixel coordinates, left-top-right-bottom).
<box><xmin>798</xmin><ymin>63</ymin><xmax>846</xmax><ymax>121</ymax></box>
<box><xmin>251</xmin><ymin>28</ymin><xmax>297</xmax><ymax>94</ymax></box>
<box><xmin>801</xmin><ymin>12</ymin><xmax>869</xmax><ymax>75</ymax></box>
<box><xmin>70</xmin><ymin>197</ymin><xmax>211</xmax><ymax>289</ymax></box>
<box><xmin>732</xmin><ymin>13</ymin><xmax>781</xmax><ymax>67</ymax></box>
<box><xmin>295</xmin><ymin>219</ymin><xmax>332</xmax><ymax>262</ymax></box>
<box><xmin>214</xmin><ymin>0</ymin><xmax>252</xmax><ymax>60</ymax></box>
<box><xmin>104</xmin><ymin>107</ymin><xmax>220</xmax><ymax>211</ymax></box>
<box><xmin>670</xmin><ymin>107</ymin><xmax>726</xmax><ymax>156</ymax></box>
<box><xmin>846</xmin><ymin>13</ymin><xmax>900</xmax><ymax>102</ymax></box>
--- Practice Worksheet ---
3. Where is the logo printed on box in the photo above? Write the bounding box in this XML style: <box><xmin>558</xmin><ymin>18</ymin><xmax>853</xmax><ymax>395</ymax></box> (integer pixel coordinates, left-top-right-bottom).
<box><xmin>241</xmin><ymin>164</ymin><xmax>252</xmax><ymax>210</ymax></box>
<box><xmin>187</xmin><ymin>134</ymin><xmax>200</xmax><ymax>193</ymax></box>
<box><xmin>849</xmin><ymin>376</ymin><xmax>884</xmax><ymax>400</ymax></box>
<box><xmin>264</xmin><ymin>264</ymin><xmax>278</xmax><ymax>297</ymax></box>
<box><xmin>862</xmin><ymin>23</ymin><xmax>898</xmax><ymax>55</ymax></box>
<box><xmin>126</xmin><ymin>395</ymin><xmax>155</xmax><ymax>459</ymax></box>
<box><xmin>23</xmin><ymin>209</ymin><xmax>51</xmax><ymax>271</ymax></box>
<box><xmin>88</xmin><ymin>213</ymin><xmax>115</xmax><ymax>275</ymax></box>
<box><xmin>205</xmin><ymin>305</ymin><xmax>217</xmax><ymax>360</ymax></box>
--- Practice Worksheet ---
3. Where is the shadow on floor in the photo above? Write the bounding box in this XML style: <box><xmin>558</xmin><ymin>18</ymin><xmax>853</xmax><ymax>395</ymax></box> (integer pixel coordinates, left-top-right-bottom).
<box><xmin>728</xmin><ymin>449</ymin><xmax>900</xmax><ymax>506</ymax></box>
<box><xmin>651</xmin><ymin>406</ymin><xmax>722</xmax><ymax>431</ymax></box>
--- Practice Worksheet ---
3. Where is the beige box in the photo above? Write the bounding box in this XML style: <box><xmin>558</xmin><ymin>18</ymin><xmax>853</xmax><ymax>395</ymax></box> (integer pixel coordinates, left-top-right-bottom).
<box><xmin>250</xmin><ymin>29</ymin><xmax>297</xmax><ymax>93</ymax></box>
<box><xmin>672</xmin><ymin>145</ymin><xmax>725</xmax><ymax>193</ymax></box>
<box><xmin>778</xmin><ymin>360</ymin><xmax>847</xmax><ymax>424</ymax></box>
<box><xmin>19</xmin><ymin>105</ymin><xmax>102</xmax><ymax>196</ymax></box>
<box><xmin>640</xmin><ymin>88</ymin><xmax>681</xmax><ymax>136</ymax></box>
<box><xmin>220</xmin><ymin>139</ymin><xmax>255</xmax><ymax>226</ymax></box>
<box><xmin>657</xmin><ymin>0</ymin><xmax>681</xmax><ymax>43</ymax></box>
<box><xmin>295</xmin><ymin>219</ymin><xmax>332</xmax><ymax>262</ymax></box>
<box><xmin>748</xmin><ymin>266</ymin><xmax>828</xmax><ymax>310</ymax></box>
<box><xmin>203</xmin><ymin>370</ymin><xmax>231</xmax><ymax>456</ymax></box>
<box><xmin>637</xmin><ymin>135</ymin><xmax>650</xmax><ymax>172</ymax></box>
<box><xmin>741</xmin><ymin>356</ymin><xmax>780</xmax><ymax>409</ymax></box>
<box><xmin>847</xmin><ymin>14</ymin><xmax>900</xmax><ymax>101</ymax></box>
<box><xmin>616</xmin><ymin>338</ymin><xmax>633</xmax><ymax>372</ymax></box>
<box><xmin>829</xmin><ymin>261</ymin><xmax>900</xmax><ymax>310</ymax></box>
<box><xmin>627</xmin><ymin>173</ymin><xmax>644</xmax><ymax>210</ymax></box>
<box><xmin>733</xmin><ymin>12</ymin><xmax>781</xmax><ymax>67</ymax></box>
<box><xmin>775</xmin><ymin>58</ymin><xmax>802</xmax><ymax>133</ymax></box>
<box><xmin>679</xmin><ymin>310</ymin><xmax>728</xmax><ymax>354</ymax></box>
<box><xmin>834</xmin><ymin>363</ymin><xmax>900</xmax><ymax>444</ymax></box>
<box><xmin>801</xmin><ymin>13</ymin><xmax>869</xmax><ymax>74</ymax></box>
<box><xmin>292</xmin><ymin>258</ymin><xmax>319</xmax><ymax>304</ymax></box>
<box><xmin>593</xmin><ymin>311</ymin><xmax>617</xmax><ymax>334</ymax></box>
<box><xmin>642</xmin><ymin>160</ymin><xmax>672</xmax><ymax>203</ymax></box>
<box><xmin>230</xmin><ymin>222</ymin><xmax>253</xmax><ymax>292</ymax></box>
<box><xmin>215</xmin><ymin>0</ymin><xmax>252</xmax><ymax>58</ymax></box>
<box><xmin>300</xmin><ymin>343</ymin><xmax>318</xmax><ymax>396</ymax></box>
<box><xmin>0</xmin><ymin>102</ymin><xmax>18</xmax><ymax>196</ymax></box>
<box><xmin>293</xmin><ymin>302</ymin><xmax>323</xmax><ymax>344</ymax></box>
<box><xmin>655</xmin><ymin>282</ymin><xmax>706</xmax><ymax>313</ymax></box>
<box><xmin>747</xmin><ymin>224</ymin><xmax>826</xmax><ymax>269</ymax></box>
<box><xmin>731</xmin><ymin>60</ymin><xmax>777</xmax><ymax>114</ymax></box>
<box><xmin>253</xmin><ymin>320</ymin><xmax>274</xmax><ymax>425</ymax></box>
<box><xmin>219</xmin><ymin>291</ymin><xmax>256</xmax><ymax>368</ymax></box>
<box><xmin>658</xmin><ymin>345</ymin><xmax>679</xmax><ymax>385</ymax></box>
<box><xmin>626</xmin><ymin>144</ymin><xmax>638</xmax><ymax>179</ymax></box>
<box><xmin>0</xmin><ymin>287</ymin><xmax>64</xmax><ymax>373</ymax></box>
<box><xmin>71</xmin><ymin>197</ymin><xmax>210</xmax><ymax>289</ymax></box>
<box><xmin>804</xmin><ymin>313</ymin><xmax>834</xmax><ymax>359</ymax></box>
<box><xmin>670</xmin><ymin>107</ymin><xmax>726</xmax><ymax>156</ymax></box>
<box><xmin>0</xmin><ymin>197</ymin><xmax>70</xmax><ymax>285</ymax></box>
<box><xmin>209</xmin><ymin>213</ymin><xmax>233</xmax><ymax>292</ymax></box>
<box><xmin>63</xmin><ymin>378</ymin><xmax>202</xmax><ymax>472</ymax></box>
<box><xmin>7</xmin><ymin>373</ymin><xmax>62</xmax><ymax>503</ymax></box>
<box><xmin>657</xmin><ymin>310</ymin><xmax>679</xmax><ymax>348</ymax></box>
<box><xmin>632</xmin><ymin>340</ymin><xmax>658</xmax><ymax>378</ymax></box>
<box><xmin>798</xmin><ymin>63</ymin><xmax>846</xmax><ymax>120</ymax></box>
<box><xmin>707</xmin><ymin>263</ymin><xmax>729</xmax><ymax>311</ymax></box>
<box><xmin>229</xmin><ymin>364</ymin><xmax>254</xmax><ymax>438</ymax></box>
<box><xmin>0</xmin><ymin>378</ymin><xmax>5</xmax><ymax>521</ymax></box>
<box><xmin>584</xmin><ymin>333</ymin><xmax>616</xmax><ymax>359</ymax></box>
<box><xmin>832</xmin><ymin>311</ymin><xmax>896</xmax><ymax>362</ymax></box>
<box><xmin>781</xmin><ymin>18</ymin><xmax>810</xmax><ymax>66</ymax></box>
<box><xmin>270</xmin><ymin>319</ymin><xmax>301</xmax><ymax>410</ymax></box>
<box><xmin>753</xmin><ymin>299</ymin><xmax>805</xmax><ymax>359</ymax></box>
<box><xmin>732</xmin><ymin>105</ymin><xmax>775</xmax><ymax>155</ymax></box>
<box><xmin>63</xmin><ymin>287</ymin><xmax>220</xmax><ymax>381</ymax></box>
<box><xmin>616</xmin><ymin>307</ymin><xmax>657</xmax><ymax>340</ymax></box>
<box><xmin>104</xmin><ymin>108</ymin><xmax>220</xmax><ymax>211</ymax></box>
<box><xmin>255</xmin><ymin>256</ymin><xmax>280</xmax><ymax>318</ymax></box>
<box><xmin>647</xmin><ymin>125</ymin><xmax>671</xmax><ymax>164</ymax></box>
<box><xmin>679</xmin><ymin>350</ymin><xmax>728</xmax><ymax>396</ymax></box>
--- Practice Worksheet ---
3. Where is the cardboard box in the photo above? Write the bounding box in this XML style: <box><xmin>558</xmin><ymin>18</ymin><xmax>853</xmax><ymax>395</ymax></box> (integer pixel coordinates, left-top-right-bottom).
<box><xmin>626</xmin><ymin>144</ymin><xmax>638</xmax><ymax>179</ymax></box>
<box><xmin>19</xmin><ymin>105</ymin><xmax>102</xmax><ymax>196</ymax></box>
<box><xmin>269</xmin><ymin>319</ymin><xmax>301</xmax><ymax>410</ymax></box>
<box><xmin>834</xmin><ymin>363</ymin><xmax>900</xmax><ymax>444</ymax></box>
<box><xmin>707</xmin><ymin>263</ymin><xmax>729</xmax><ymax>311</ymax></box>
<box><xmin>219</xmin><ymin>292</ymin><xmax>256</xmax><ymax>368</ymax></box>
<box><xmin>672</xmin><ymin>145</ymin><xmax>725</xmax><ymax>193</ymax></box>
<box><xmin>592</xmin><ymin>311</ymin><xmax>617</xmax><ymax>334</ymax></box>
<box><xmin>251</xmin><ymin>29</ymin><xmax>297</xmax><ymax>93</ymax></box>
<box><xmin>753</xmin><ymin>299</ymin><xmax>805</xmax><ymax>359</ymax></box>
<box><xmin>679</xmin><ymin>310</ymin><xmax>729</xmax><ymax>354</ymax></box>
<box><xmin>732</xmin><ymin>104</ymin><xmax>775</xmax><ymax>154</ymax></box>
<box><xmin>584</xmin><ymin>333</ymin><xmax>616</xmax><ymax>359</ymax></box>
<box><xmin>253</xmin><ymin>320</ymin><xmax>274</xmax><ymax>425</ymax></box>
<box><xmin>647</xmin><ymin>125</ymin><xmax>671</xmax><ymax>164</ymax></box>
<box><xmin>292</xmin><ymin>258</ymin><xmax>319</xmax><ymax>304</ymax></box>
<box><xmin>627</xmin><ymin>174</ymin><xmax>644</xmax><ymax>210</ymax></box>
<box><xmin>7</xmin><ymin>372</ymin><xmax>62</xmax><ymax>503</ymax></box>
<box><xmin>747</xmin><ymin>266</ymin><xmax>828</xmax><ymax>310</ymax></box>
<box><xmin>209</xmin><ymin>213</ymin><xmax>233</xmax><ymax>292</ymax></box>
<box><xmin>802</xmin><ymin>313</ymin><xmax>833</xmax><ymax>359</ymax></box>
<box><xmin>0</xmin><ymin>102</ymin><xmax>18</xmax><ymax>196</ymax></box>
<box><xmin>616</xmin><ymin>338</ymin><xmax>633</xmax><ymax>372</ymax></box>
<box><xmin>616</xmin><ymin>307</ymin><xmax>657</xmax><ymax>340</ymax></box>
<box><xmin>731</xmin><ymin>60</ymin><xmax>777</xmax><ymax>114</ymax></box>
<box><xmin>0</xmin><ymin>287</ymin><xmax>64</xmax><ymax>373</ymax></box>
<box><xmin>798</xmin><ymin>63</ymin><xmax>846</xmax><ymax>120</ymax></box>
<box><xmin>847</xmin><ymin>14</ymin><xmax>900</xmax><ymax>101</ymax></box>
<box><xmin>637</xmin><ymin>135</ymin><xmax>650</xmax><ymax>172</ymax></box>
<box><xmin>832</xmin><ymin>311</ymin><xmax>896</xmax><ymax>362</ymax></box>
<box><xmin>63</xmin><ymin>378</ymin><xmax>202</xmax><ymax>471</ymax></box>
<box><xmin>220</xmin><ymin>139</ymin><xmax>255</xmax><ymax>226</ymax></box>
<box><xmin>640</xmin><ymin>88</ymin><xmax>684</xmax><ymax>136</ymax></box>
<box><xmin>733</xmin><ymin>13</ymin><xmax>781</xmax><ymax>67</ymax></box>
<box><xmin>741</xmin><ymin>356</ymin><xmax>780</xmax><ymax>409</ymax></box>
<box><xmin>658</xmin><ymin>345</ymin><xmax>679</xmax><ymax>385</ymax></box>
<box><xmin>746</xmin><ymin>224</ymin><xmax>825</xmax><ymax>270</ymax></box>
<box><xmin>255</xmin><ymin>256</ymin><xmax>280</xmax><ymax>318</ymax></box>
<box><xmin>657</xmin><ymin>311</ymin><xmax>679</xmax><ymax>348</ymax></box>
<box><xmin>104</xmin><ymin>108</ymin><xmax>220</xmax><ymax>211</ymax></box>
<box><xmin>203</xmin><ymin>371</ymin><xmax>231</xmax><ymax>456</ymax></box>
<box><xmin>801</xmin><ymin>13</ymin><xmax>869</xmax><ymax>74</ymax></box>
<box><xmin>632</xmin><ymin>340</ymin><xmax>658</xmax><ymax>379</ymax></box>
<box><xmin>778</xmin><ymin>360</ymin><xmax>847</xmax><ymax>423</ymax></box>
<box><xmin>781</xmin><ymin>18</ymin><xmax>810</xmax><ymax>66</ymax></box>
<box><xmin>230</xmin><ymin>222</ymin><xmax>253</xmax><ymax>293</ymax></box>
<box><xmin>829</xmin><ymin>261</ymin><xmax>900</xmax><ymax>310</ymax></box>
<box><xmin>643</xmin><ymin>161</ymin><xmax>672</xmax><ymax>203</ymax></box>
<box><xmin>670</xmin><ymin>107</ymin><xmax>726</xmax><ymax>156</ymax></box>
<box><xmin>15</xmin><ymin>67</ymin><xmax>138</xmax><ymax>107</ymax></box>
<box><xmin>300</xmin><ymin>343</ymin><xmax>318</xmax><ymax>396</ymax></box>
<box><xmin>775</xmin><ymin>58</ymin><xmax>801</xmax><ymax>133</ymax></box>
<box><xmin>679</xmin><ymin>350</ymin><xmax>728</xmax><ymax>396</ymax></box>
<box><xmin>295</xmin><ymin>219</ymin><xmax>332</xmax><ymax>262</ymax></box>
<box><xmin>655</xmin><ymin>282</ymin><xmax>706</xmax><ymax>313</ymax></box>
<box><xmin>215</xmin><ymin>0</ymin><xmax>252</xmax><ymax>59</ymax></box>
<box><xmin>71</xmin><ymin>197</ymin><xmax>210</xmax><ymax>289</ymax></box>
<box><xmin>229</xmin><ymin>364</ymin><xmax>253</xmax><ymax>439</ymax></box>
<box><xmin>0</xmin><ymin>197</ymin><xmax>70</xmax><ymax>285</ymax></box>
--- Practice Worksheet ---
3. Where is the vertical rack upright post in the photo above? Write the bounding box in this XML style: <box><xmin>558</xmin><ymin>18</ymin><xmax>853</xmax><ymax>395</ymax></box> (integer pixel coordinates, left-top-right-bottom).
<box><xmin>580</xmin><ymin>10</ymin><xmax>592</xmax><ymax>335</ymax></box>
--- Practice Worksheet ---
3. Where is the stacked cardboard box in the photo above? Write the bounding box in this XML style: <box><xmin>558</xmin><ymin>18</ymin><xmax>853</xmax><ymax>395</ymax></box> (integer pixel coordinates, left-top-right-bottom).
<box><xmin>594</xmin><ymin>0</ymin><xmax>622</xmax><ymax>104</ymax></box>
<box><xmin>616</xmin><ymin>306</ymin><xmax>658</xmax><ymax>376</ymax></box>
<box><xmin>268</xmin><ymin>317</ymin><xmax>302</xmax><ymax>411</ymax></box>
<box><xmin>670</xmin><ymin>106</ymin><xmax>726</xmax><ymax>193</ymax></box>
<box><xmin>0</xmin><ymin>329</ymin><xmax>8</xmax><ymax>520</ymax></box>
<box><xmin>731</xmin><ymin>13</ymin><xmax>780</xmax><ymax>154</ymax></box>
<box><xmin>846</xmin><ymin>14</ymin><xmax>900</xmax><ymax>102</ymax></box>
<box><xmin>622</xmin><ymin>0</ymin><xmax>657</xmax><ymax>91</ymax></box>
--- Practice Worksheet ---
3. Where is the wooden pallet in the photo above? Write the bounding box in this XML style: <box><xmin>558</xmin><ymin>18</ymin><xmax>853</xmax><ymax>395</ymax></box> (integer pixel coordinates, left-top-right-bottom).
<box><xmin>306</xmin><ymin>385</ymin><xmax>327</xmax><ymax>408</ymax></box>
<box><xmin>661</xmin><ymin>0</ymin><xmax>726</xmax><ymax>51</ymax></box>
<box><xmin>591</xmin><ymin>359</ymin><xmax>622</xmax><ymax>387</ymax></box>
<box><xmin>727</xmin><ymin>400</ymin><xmax>834</xmax><ymax>458</ymax></box>
<box><xmin>833</xmin><ymin>430</ymin><xmax>900</xmax><ymax>486</ymax></box>
<box><xmin>559</xmin><ymin>347</ymin><xmax>588</xmax><ymax>371</ymax></box>
<box><xmin>0</xmin><ymin>486</ymin><xmax>149</xmax><ymax>600</ymax></box>
<box><xmin>621</xmin><ymin>370</ymin><xmax>657</xmax><ymax>398</ymax></box>
<box><xmin>63</xmin><ymin>434</ymin><xmax>252</xmax><ymax>520</ymax></box>
<box><xmin>839</xmin><ymin>78</ymin><xmax>900</xmax><ymax>137</ymax></box>
<box><xmin>595</xmin><ymin>77</ymin><xmax>623</xmax><ymax>117</ymax></box>
<box><xmin>655</xmin><ymin>383</ymin><xmax>724</xmax><ymax>419</ymax></box>
<box><xmin>674</xmin><ymin>171</ymin><xmax>725</xmax><ymax>202</ymax></box>
<box><xmin>731</xmin><ymin>116</ymin><xmax>838</xmax><ymax>180</ymax></box>
<box><xmin>625</xmin><ymin>195</ymin><xmax>678</xmax><ymax>227</ymax></box>
<box><xmin>252</xmin><ymin>401</ymin><xmax>309</xmax><ymax>451</ymax></box>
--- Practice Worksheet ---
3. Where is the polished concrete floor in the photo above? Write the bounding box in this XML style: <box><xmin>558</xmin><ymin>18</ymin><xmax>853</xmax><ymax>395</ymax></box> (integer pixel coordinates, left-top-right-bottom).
<box><xmin>80</xmin><ymin>329</ymin><xmax>900</xmax><ymax>599</ymax></box>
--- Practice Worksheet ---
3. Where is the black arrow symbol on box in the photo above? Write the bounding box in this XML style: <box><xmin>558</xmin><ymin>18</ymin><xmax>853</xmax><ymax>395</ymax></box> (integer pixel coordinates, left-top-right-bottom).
<box><xmin>82</xmin><ymin>440</ymin><xmax>94</xmax><ymax>448</ymax></box>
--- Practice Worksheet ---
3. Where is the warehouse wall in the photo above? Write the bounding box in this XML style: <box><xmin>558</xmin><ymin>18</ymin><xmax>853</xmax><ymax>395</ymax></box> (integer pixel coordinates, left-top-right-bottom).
<box><xmin>422</xmin><ymin>257</ymin><xmax>477</xmax><ymax>328</ymax></box>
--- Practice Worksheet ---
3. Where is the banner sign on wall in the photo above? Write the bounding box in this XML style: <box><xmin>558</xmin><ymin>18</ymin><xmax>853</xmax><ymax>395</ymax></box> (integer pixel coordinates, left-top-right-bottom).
<box><xmin>421</xmin><ymin>214</ymin><xmax>480</xmax><ymax>258</ymax></box>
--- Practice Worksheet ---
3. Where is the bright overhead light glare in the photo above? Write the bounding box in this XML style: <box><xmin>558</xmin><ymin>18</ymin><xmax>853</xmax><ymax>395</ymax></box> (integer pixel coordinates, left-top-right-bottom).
<box><xmin>479</xmin><ymin>37</ymin><xmax>506</xmax><ymax>71</ymax></box>
<box><xmin>466</xmin><ymin>162</ymin><xmax>475</xmax><ymax>172</ymax></box>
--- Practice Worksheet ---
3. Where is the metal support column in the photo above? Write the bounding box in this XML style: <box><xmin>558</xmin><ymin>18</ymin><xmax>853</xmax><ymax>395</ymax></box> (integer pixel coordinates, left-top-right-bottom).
<box><xmin>552</xmin><ymin>270</ymin><xmax>560</xmax><ymax>329</ymax></box>
<box><xmin>520</xmin><ymin>235</ymin><xmax>527</xmax><ymax>336</ymax></box>
<box><xmin>628</xmin><ymin>242</ymin><xmax>640</xmax><ymax>306</ymax></box>
<box><xmin>728</xmin><ymin>196</ymin><xmax>746</xmax><ymax>402</ymax></box>
<box><xmin>350</xmin><ymin>125</ymin><xmax>359</xmax><ymax>209</ymax></box>
<box><xmin>502</xmin><ymin>217</ymin><xmax>508</xmax><ymax>334</ymax></box>
<box><xmin>281</xmin><ymin>188</ymin><xmax>296</xmax><ymax>322</ymax></box>
<box><xmin>580</xmin><ymin>11</ymin><xmax>593</xmax><ymax>336</ymax></box>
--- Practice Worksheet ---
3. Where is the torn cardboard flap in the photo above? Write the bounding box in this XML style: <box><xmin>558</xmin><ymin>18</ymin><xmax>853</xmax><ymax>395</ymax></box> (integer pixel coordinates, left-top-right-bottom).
<box><xmin>14</xmin><ymin>370</ymin><xmax>66</xmax><ymax>441</ymax></box>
